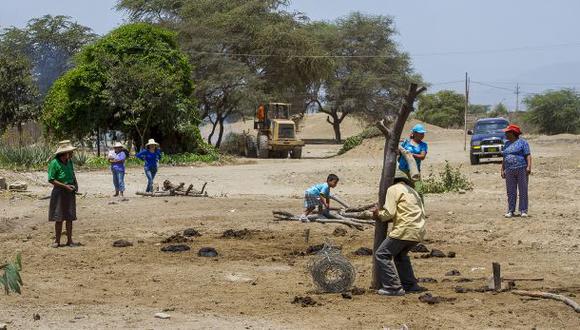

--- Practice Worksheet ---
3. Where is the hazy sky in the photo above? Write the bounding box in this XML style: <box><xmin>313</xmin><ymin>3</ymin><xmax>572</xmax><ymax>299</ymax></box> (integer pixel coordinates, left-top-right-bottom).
<box><xmin>2</xmin><ymin>0</ymin><xmax>580</xmax><ymax>108</ymax></box>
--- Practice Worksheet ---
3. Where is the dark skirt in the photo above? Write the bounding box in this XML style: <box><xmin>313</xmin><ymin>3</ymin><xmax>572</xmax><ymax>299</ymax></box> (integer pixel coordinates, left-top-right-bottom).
<box><xmin>48</xmin><ymin>186</ymin><xmax>77</xmax><ymax>222</ymax></box>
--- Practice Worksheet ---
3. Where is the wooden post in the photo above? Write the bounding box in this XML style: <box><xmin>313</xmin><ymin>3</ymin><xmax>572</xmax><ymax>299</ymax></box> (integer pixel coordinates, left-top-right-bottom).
<box><xmin>372</xmin><ymin>83</ymin><xmax>426</xmax><ymax>289</ymax></box>
<box><xmin>492</xmin><ymin>262</ymin><xmax>502</xmax><ymax>291</ymax></box>
<box><xmin>464</xmin><ymin>72</ymin><xmax>469</xmax><ymax>151</ymax></box>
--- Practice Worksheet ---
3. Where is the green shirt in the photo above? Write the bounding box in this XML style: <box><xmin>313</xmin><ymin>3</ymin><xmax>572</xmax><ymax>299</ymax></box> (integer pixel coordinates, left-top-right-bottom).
<box><xmin>47</xmin><ymin>158</ymin><xmax>75</xmax><ymax>185</ymax></box>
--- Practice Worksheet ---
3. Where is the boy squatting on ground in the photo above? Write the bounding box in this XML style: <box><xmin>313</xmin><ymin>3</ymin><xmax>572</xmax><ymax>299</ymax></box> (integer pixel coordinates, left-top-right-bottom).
<box><xmin>300</xmin><ymin>174</ymin><xmax>339</xmax><ymax>222</ymax></box>
<box><xmin>371</xmin><ymin>171</ymin><xmax>427</xmax><ymax>296</ymax></box>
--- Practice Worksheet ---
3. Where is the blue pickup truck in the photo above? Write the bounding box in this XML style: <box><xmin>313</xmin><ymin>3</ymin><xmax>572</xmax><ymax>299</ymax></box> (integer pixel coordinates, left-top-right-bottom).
<box><xmin>468</xmin><ymin>118</ymin><xmax>509</xmax><ymax>165</ymax></box>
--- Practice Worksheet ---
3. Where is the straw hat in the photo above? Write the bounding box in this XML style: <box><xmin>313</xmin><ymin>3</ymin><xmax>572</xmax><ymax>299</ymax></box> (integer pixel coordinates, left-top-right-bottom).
<box><xmin>54</xmin><ymin>140</ymin><xmax>77</xmax><ymax>155</ymax></box>
<box><xmin>145</xmin><ymin>138</ymin><xmax>159</xmax><ymax>147</ymax></box>
<box><xmin>112</xmin><ymin>142</ymin><xmax>125</xmax><ymax>148</ymax></box>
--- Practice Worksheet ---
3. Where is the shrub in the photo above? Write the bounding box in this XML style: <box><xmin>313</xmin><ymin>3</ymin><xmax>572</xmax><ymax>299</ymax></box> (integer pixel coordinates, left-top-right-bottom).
<box><xmin>1</xmin><ymin>253</ymin><xmax>22</xmax><ymax>295</ymax></box>
<box><xmin>338</xmin><ymin>126</ymin><xmax>382</xmax><ymax>155</ymax></box>
<box><xmin>219</xmin><ymin>133</ymin><xmax>246</xmax><ymax>155</ymax></box>
<box><xmin>0</xmin><ymin>145</ymin><xmax>52</xmax><ymax>170</ymax></box>
<box><xmin>417</xmin><ymin>161</ymin><xmax>473</xmax><ymax>194</ymax></box>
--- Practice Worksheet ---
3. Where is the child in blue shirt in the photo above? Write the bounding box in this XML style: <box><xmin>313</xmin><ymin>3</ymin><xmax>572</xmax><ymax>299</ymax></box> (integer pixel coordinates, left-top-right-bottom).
<box><xmin>136</xmin><ymin>139</ymin><xmax>163</xmax><ymax>192</ymax></box>
<box><xmin>300</xmin><ymin>174</ymin><xmax>339</xmax><ymax>222</ymax></box>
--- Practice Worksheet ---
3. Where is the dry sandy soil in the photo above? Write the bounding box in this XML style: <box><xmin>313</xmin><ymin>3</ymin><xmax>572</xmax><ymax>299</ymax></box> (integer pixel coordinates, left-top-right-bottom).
<box><xmin>1</xmin><ymin>114</ymin><xmax>579</xmax><ymax>329</ymax></box>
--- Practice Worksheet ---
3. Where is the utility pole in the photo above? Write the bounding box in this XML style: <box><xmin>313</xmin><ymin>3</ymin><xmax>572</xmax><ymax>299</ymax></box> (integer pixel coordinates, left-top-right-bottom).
<box><xmin>464</xmin><ymin>72</ymin><xmax>470</xmax><ymax>151</ymax></box>
<box><xmin>515</xmin><ymin>83</ymin><xmax>520</xmax><ymax>112</ymax></box>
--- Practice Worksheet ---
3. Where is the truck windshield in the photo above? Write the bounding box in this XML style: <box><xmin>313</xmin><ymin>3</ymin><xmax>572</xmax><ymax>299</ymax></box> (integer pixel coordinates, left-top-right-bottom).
<box><xmin>475</xmin><ymin>121</ymin><xmax>508</xmax><ymax>134</ymax></box>
<box><xmin>278</xmin><ymin>124</ymin><xmax>295</xmax><ymax>139</ymax></box>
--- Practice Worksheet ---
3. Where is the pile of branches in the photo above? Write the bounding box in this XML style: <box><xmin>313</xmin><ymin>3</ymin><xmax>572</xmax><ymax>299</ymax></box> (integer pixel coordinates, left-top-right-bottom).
<box><xmin>273</xmin><ymin>203</ymin><xmax>376</xmax><ymax>231</ymax></box>
<box><xmin>136</xmin><ymin>180</ymin><xmax>208</xmax><ymax>197</ymax></box>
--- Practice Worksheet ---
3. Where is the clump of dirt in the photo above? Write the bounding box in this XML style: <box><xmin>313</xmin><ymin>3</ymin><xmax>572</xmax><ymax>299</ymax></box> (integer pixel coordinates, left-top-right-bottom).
<box><xmin>198</xmin><ymin>247</ymin><xmax>218</xmax><ymax>257</ymax></box>
<box><xmin>222</xmin><ymin>229</ymin><xmax>253</xmax><ymax>239</ymax></box>
<box><xmin>447</xmin><ymin>251</ymin><xmax>456</xmax><ymax>258</ymax></box>
<box><xmin>162</xmin><ymin>233</ymin><xmax>190</xmax><ymax>244</ymax></box>
<box><xmin>332</xmin><ymin>227</ymin><xmax>347</xmax><ymax>237</ymax></box>
<box><xmin>351</xmin><ymin>287</ymin><xmax>366</xmax><ymax>295</ymax></box>
<box><xmin>305</xmin><ymin>244</ymin><xmax>341</xmax><ymax>255</ymax></box>
<box><xmin>455</xmin><ymin>278</ymin><xmax>472</xmax><ymax>282</ymax></box>
<box><xmin>417</xmin><ymin>277</ymin><xmax>438</xmax><ymax>283</ymax></box>
<box><xmin>429</xmin><ymin>249</ymin><xmax>446</xmax><ymax>258</ymax></box>
<box><xmin>161</xmin><ymin>244</ymin><xmax>191</xmax><ymax>252</ymax></box>
<box><xmin>410</xmin><ymin>243</ymin><xmax>429</xmax><ymax>253</ymax></box>
<box><xmin>112</xmin><ymin>240</ymin><xmax>133</xmax><ymax>248</ymax></box>
<box><xmin>183</xmin><ymin>228</ymin><xmax>202</xmax><ymax>237</ymax></box>
<box><xmin>445</xmin><ymin>269</ymin><xmax>461</xmax><ymax>276</ymax></box>
<box><xmin>418</xmin><ymin>293</ymin><xmax>457</xmax><ymax>305</ymax></box>
<box><xmin>292</xmin><ymin>296</ymin><xmax>317</xmax><ymax>307</ymax></box>
<box><xmin>353</xmin><ymin>247</ymin><xmax>373</xmax><ymax>256</ymax></box>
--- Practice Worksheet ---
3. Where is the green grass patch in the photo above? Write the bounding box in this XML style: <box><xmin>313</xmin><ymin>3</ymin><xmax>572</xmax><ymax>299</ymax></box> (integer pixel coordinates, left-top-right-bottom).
<box><xmin>416</xmin><ymin>161</ymin><xmax>474</xmax><ymax>194</ymax></box>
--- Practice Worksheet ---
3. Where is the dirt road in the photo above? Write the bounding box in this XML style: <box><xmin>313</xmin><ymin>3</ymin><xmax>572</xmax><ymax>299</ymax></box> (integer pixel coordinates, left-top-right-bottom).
<box><xmin>1</xmin><ymin>117</ymin><xmax>579</xmax><ymax>329</ymax></box>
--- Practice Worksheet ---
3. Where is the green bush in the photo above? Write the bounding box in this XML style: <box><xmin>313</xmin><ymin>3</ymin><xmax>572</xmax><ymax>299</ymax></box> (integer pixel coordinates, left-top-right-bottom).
<box><xmin>0</xmin><ymin>144</ymin><xmax>220</xmax><ymax>170</ymax></box>
<box><xmin>338</xmin><ymin>126</ymin><xmax>381</xmax><ymax>155</ymax></box>
<box><xmin>417</xmin><ymin>161</ymin><xmax>473</xmax><ymax>194</ymax></box>
<box><xmin>219</xmin><ymin>133</ymin><xmax>246</xmax><ymax>155</ymax></box>
<box><xmin>1</xmin><ymin>253</ymin><xmax>22</xmax><ymax>295</ymax></box>
<box><xmin>0</xmin><ymin>145</ymin><xmax>52</xmax><ymax>170</ymax></box>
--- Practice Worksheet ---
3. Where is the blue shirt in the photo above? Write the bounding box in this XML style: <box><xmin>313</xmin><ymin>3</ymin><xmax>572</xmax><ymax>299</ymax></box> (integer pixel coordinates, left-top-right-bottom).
<box><xmin>306</xmin><ymin>183</ymin><xmax>331</xmax><ymax>197</ymax></box>
<box><xmin>398</xmin><ymin>139</ymin><xmax>428</xmax><ymax>172</ymax></box>
<box><xmin>111</xmin><ymin>151</ymin><xmax>126</xmax><ymax>172</ymax></box>
<box><xmin>503</xmin><ymin>138</ymin><xmax>530</xmax><ymax>170</ymax></box>
<box><xmin>136</xmin><ymin>149</ymin><xmax>162</xmax><ymax>170</ymax></box>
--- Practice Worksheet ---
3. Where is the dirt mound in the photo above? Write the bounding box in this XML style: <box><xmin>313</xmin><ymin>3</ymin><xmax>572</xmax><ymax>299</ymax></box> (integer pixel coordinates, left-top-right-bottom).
<box><xmin>162</xmin><ymin>233</ymin><xmax>190</xmax><ymax>244</ymax></box>
<box><xmin>530</xmin><ymin>133</ymin><xmax>580</xmax><ymax>144</ymax></box>
<box><xmin>292</xmin><ymin>296</ymin><xmax>318</xmax><ymax>307</ymax></box>
<box><xmin>221</xmin><ymin>229</ymin><xmax>253</xmax><ymax>239</ymax></box>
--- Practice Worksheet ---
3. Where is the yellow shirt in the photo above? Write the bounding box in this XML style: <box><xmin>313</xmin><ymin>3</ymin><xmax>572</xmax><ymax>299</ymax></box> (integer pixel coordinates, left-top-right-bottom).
<box><xmin>378</xmin><ymin>182</ymin><xmax>426</xmax><ymax>242</ymax></box>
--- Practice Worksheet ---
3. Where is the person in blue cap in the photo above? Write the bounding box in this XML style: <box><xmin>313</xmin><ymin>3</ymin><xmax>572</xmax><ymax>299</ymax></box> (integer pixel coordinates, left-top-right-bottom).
<box><xmin>398</xmin><ymin>124</ymin><xmax>428</xmax><ymax>174</ymax></box>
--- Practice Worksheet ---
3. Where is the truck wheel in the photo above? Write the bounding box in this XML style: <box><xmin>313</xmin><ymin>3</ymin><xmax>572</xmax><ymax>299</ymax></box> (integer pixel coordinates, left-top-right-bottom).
<box><xmin>244</xmin><ymin>136</ymin><xmax>257</xmax><ymax>158</ymax></box>
<box><xmin>290</xmin><ymin>147</ymin><xmax>302</xmax><ymax>159</ymax></box>
<box><xmin>258</xmin><ymin>134</ymin><xmax>269</xmax><ymax>159</ymax></box>
<box><xmin>470</xmin><ymin>153</ymin><xmax>480</xmax><ymax>165</ymax></box>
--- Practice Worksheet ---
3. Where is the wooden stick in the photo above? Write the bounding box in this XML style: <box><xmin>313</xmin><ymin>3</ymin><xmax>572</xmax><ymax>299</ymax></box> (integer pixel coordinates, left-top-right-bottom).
<box><xmin>329</xmin><ymin>195</ymin><xmax>350</xmax><ymax>209</ymax></box>
<box><xmin>398</xmin><ymin>146</ymin><xmax>421</xmax><ymax>181</ymax></box>
<box><xmin>345</xmin><ymin>204</ymin><xmax>375</xmax><ymax>212</ymax></box>
<box><xmin>503</xmin><ymin>278</ymin><xmax>544</xmax><ymax>282</ymax></box>
<box><xmin>493</xmin><ymin>262</ymin><xmax>502</xmax><ymax>291</ymax></box>
<box><xmin>184</xmin><ymin>184</ymin><xmax>193</xmax><ymax>196</ymax></box>
<box><xmin>200</xmin><ymin>182</ymin><xmax>208</xmax><ymax>195</ymax></box>
<box><xmin>273</xmin><ymin>217</ymin><xmax>364</xmax><ymax>231</ymax></box>
<box><xmin>512</xmin><ymin>290</ymin><xmax>580</xmax><ymax>313</ymax></box>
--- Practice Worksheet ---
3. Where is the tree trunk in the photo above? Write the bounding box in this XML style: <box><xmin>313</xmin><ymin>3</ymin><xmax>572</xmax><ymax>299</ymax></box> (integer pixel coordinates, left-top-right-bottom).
<box><xmin>207</xmin><ymin>116</ymin><xmax>218</xmax><ymax>145</ymax></box>
<box><xmin>215</xmin><ymin>116</ymin><xmax>226</xmax><ymax>148</ymax></box>
<box><xmin>17</xmin><ymin>122</ymin><xmax>23</xmax><ymax>147</ymax></box>
<box><xmin>372</xmin><ymin>83</ymin><xmax>426</xmax><ymax>289</ymax></box>
<box><xmin>326</xmin><ymin>112</ymin><xmax>342</xmax><ymax>143</ymax></box>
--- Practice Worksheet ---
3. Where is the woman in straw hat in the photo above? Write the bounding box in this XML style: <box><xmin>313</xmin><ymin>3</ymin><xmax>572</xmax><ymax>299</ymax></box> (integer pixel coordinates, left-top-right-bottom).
<box><xmin>48</xmin><ymin>140</ymin><xmax>81</xmax><ymax>248</ymax></box>
<box><xmin>501</xmin><ymin>124</ymin><xmax>532</xmax><ymax>218</ymax></box>
<box><xmin>136</xmin><ymin>138</ymin><xmax>162</xmax><ymax>192</ymax></box>
<box><xmin>108</xmin><ymin>142</ymin><xmax>128</xmax><ymax>197</ymax></box>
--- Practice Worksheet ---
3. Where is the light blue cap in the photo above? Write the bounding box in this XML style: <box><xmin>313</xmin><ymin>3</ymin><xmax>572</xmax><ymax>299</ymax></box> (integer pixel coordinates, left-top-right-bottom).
<box><xmin>411</xmin><ymin>123</ymin><xmax>427</xmax><ymax>134</ymax></box>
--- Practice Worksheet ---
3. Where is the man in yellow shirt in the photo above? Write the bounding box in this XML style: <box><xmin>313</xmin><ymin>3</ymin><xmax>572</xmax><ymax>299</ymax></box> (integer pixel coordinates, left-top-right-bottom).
<box><xmin>372</xmin><ymin>171</ymin><xmax>426</xmax><ymax>296</ymax></box>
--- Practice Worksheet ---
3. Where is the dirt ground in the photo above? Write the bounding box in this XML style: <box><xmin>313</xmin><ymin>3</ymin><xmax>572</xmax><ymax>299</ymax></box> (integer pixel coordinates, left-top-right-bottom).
<box><xmin>1</xmin><ymin>114</ymin><xmax>579</xmax><ymax>329</ymax></box>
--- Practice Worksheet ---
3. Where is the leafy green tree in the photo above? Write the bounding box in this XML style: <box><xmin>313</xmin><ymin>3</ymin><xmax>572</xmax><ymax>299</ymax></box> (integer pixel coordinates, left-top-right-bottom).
<box><xmin>469</xmin><ymin>104</ymin><xmax>490</xmax><ymax>117</ymax></box>
<box><xmin>308</xmin><ymin>13</ymin><xmax>418</xmax><ymax>141</ymax></box>
<box><xmin>117</xmin><ymin>0</ymin><xmax>332</xmax><ymax>145</ymax></box>
<box><xmin>0</xmin><ymin>15</ymin><xmax>96</xmax><ymax>94</ymax></box>
<box><xmin>416</xmin><ymin>90</ymin><xmax>465</xmax><ymax>128</ymax></box>
<box><xmin>523</xmin><ymin>89</ymin><xmax>580</xmax><ymax>134</ymax></box>
<box><xmin>488</xmin><ymin>102</ymin><xmax>509</xmax><ymax>118</ymax></box>
<box><xmin>43</xmin><ymin>23</ymin><xmax>207</xmax><ymax>153</ymax></box>
<box><xmin>0</xmin><ymin>52</ymin><xmax>40</xmax><ymax>144</ymax></box>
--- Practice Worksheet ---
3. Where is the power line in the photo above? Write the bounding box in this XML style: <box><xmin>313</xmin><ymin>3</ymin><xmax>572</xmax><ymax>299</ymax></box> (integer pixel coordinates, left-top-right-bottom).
<box><xmin>191</xmin><ymin>41</ymin><xmax>580</xmax><ymax>59</ymax></box>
